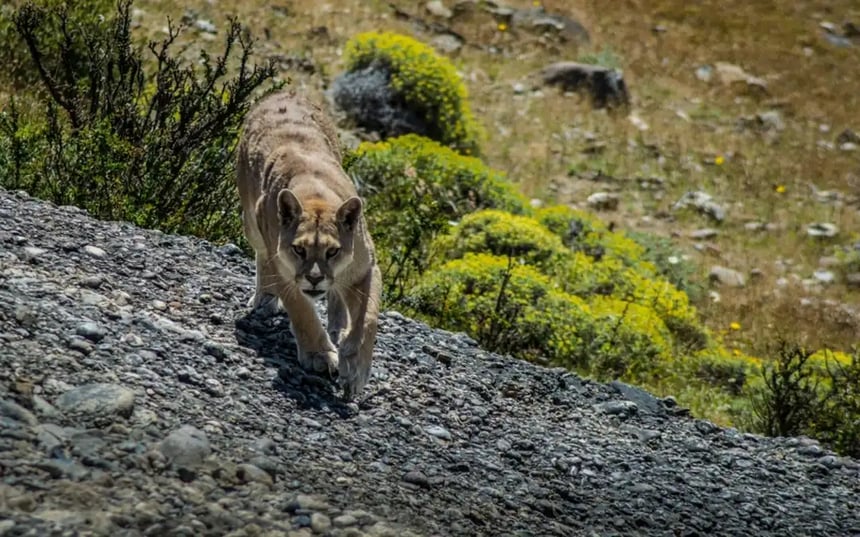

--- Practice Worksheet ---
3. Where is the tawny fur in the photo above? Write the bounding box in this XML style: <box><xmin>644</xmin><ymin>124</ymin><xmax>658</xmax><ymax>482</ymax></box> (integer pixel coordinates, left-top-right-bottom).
<box><xmin>235</xmin><ymin>89</ymin><xmax>382</xmax><ymax>400</ymax></box>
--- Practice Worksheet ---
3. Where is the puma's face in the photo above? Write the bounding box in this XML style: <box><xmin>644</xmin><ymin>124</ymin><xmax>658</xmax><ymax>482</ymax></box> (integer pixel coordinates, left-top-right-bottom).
<box><xmin>276</xmin><ymin>188</ymin><xmax>362</xmax><ymax>299</ymax></box>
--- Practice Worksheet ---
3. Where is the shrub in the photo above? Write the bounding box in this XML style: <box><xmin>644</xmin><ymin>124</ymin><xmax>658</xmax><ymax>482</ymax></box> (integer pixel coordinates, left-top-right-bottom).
<box><xmin>345</xmin><ymin>134</ymin><xmax>529</xmax><ymax>299</ymax></box>
<box><xmin>405</xmin><ymin>253</ymin><xmax>592</xmax><ymax>366</ymax></box>
<box><xmin>627</xmin><ymin>230</ymin><xmax>705</xmax><ymax>303</ymax></box>
<box><xmin>433</xmin><ymin>209</ymin><xmax>567</xmax><ymax>268</ymax></box>
<box><xmin>808</xmin><ymin>349</ymin><xmax>860</xmax><ymax>458</ymax></box>
<box><xmin>0</xmin><ymin>0</ymin><xmax>115</xmax><ymax>88</ymax></box>
<box><xmin>534</xmin><ymin>204</ymin><xmax>708</xmax><ymax>350</ymax></box>
<box><xmin>406</xmin><ymin>252</ymin><xmax>680</xmax><ymax>380</ymax></box>
<box><xmin>535</xmin><ymin>204</ymin><xmax>650</xmax><ymax>271</ymax></box>
<box><xmin>611</xmin><ymin>269</ymin><xmax>708</xmax><ymax>352</ymax></box>
<box><xmin>689</xmin><ymin>346</ymin><xmax>762</xmax><ymax>395</ymax></box>
<box><xmin>0</xmin><ymin>0</ymin><xmax>278</xmax><ymax>244</ymax></box>
<box><xmin>338</xmin><ymin>31</ymin><xmax>483</xmax><ymax>155</ymax></box>
<box><xmin>428</xmin><ymin>204</ymin><xmax>709</xmax><ymax>353</ymax></box>
<box><xmin>748</xmin><ymin>341</ymin><xmax>860</xmax><ymax>457</ymax></box>
<box><xmin>584</xmin><ymin>296</ymin><xmax>673</xmax><ymax>382</ymax></box>
<box><xmin>749</xmin><ymin>342</ymin><xmax>824</xmax><ymax>437</ymax></box>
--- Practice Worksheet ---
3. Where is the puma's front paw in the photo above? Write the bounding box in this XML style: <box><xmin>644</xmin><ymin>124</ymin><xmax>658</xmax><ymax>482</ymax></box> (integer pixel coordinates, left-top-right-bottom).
<box><xmin>297</xmin><ymin>349</ymin><xmax>339</xmax><ymax>376</ymax></box>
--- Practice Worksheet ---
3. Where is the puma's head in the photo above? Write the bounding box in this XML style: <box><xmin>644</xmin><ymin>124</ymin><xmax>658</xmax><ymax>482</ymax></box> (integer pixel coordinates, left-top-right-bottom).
<box><xmin>274</xmin><ymin>188</ymin><xmax>363</xmax><ymax>299</ymax></box>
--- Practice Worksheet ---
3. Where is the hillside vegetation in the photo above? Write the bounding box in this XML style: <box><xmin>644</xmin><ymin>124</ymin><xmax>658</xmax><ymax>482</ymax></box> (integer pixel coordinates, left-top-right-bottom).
<box><xmin>0</xmin><ymin>0</ymin><xmax>857</xmax><ymax>455</ymax></box>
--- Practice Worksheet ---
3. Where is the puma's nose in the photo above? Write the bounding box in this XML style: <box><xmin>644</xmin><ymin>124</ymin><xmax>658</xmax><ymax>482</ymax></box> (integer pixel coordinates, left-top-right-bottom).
<box><xmin>306</xmin><ymin>273</ymin><xmax>324</xmax><ymax>286</ymax></box>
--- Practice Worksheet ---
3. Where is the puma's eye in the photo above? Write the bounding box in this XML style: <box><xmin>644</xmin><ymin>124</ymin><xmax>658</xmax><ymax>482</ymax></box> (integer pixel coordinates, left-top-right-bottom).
<box><xmin>292</xmin><ymin>245</ymin><xmax>306</xmax><ymax>258</ymax></box>
<box><xmin>326</xmin><ymin>248</ymin><xmax>340</xmax><ymax>259</ymax></box>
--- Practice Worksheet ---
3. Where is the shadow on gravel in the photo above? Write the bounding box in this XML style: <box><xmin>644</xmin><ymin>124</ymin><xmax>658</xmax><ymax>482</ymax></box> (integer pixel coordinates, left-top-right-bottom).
<box><xmin>233</xmin><ymin>307</ymin><xmax>355</xmax><ymax>418</ymax></box>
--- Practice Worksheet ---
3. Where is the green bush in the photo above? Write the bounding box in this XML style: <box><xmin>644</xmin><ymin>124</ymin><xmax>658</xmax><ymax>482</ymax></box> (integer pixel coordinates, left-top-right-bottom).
<box><xmin>406</xmin><ymin>253</ymin><xmax>682</xmax><ymax>380</ymax></box>
<box><xmin>688</xmin><ymin>346</ymin><xmax>762</xmax><ymax>396</ymax></box>
<box><xmin>584</xmin><ymin>296</ymin><xmax>673</xmax><ymax>381</ymax></box>
<box><xmin>425</xmin><ymin>204</ymin><xmax>710</xmax><ymax>353</ymax></box>
<box><xmin>433</xmin><ymin>209</ymin><xmax>567</xmax><ymax>268</ymax></box>
<box><xmin>535</xmin><ymin>204</ymin><xmax>650</xmax><ymax>270</ymax></box>
<box><xmin>627</xmin><ymin>230</ymin><xmax>705</xmax><ymax>303</ymax></box>
<box><xmin>406</xmin><ymin>253</ymin><xmax>592</xmax><ymax>366</ymax></box>
<box><xmin>0</xmin><ymin>0</ymin><xmax>278</xmax><ymax>244</ymax></box>
<box><xmin>342</xmin><ymin>31</ymin><xmax>483</xmax><ymax>155</ymax></box>
<box><xmin>748</xmin><ymin>342</ymin><xmax>859</xmax><ymax>457</ymax></box>
<box><xmin>0</xmin><ymin>0</ymin><xmax>115</xmax><ymax>88</ymax></box>
<box><xmin>345</xmin><ymin>134</ymin><xmax>529</xmax><ymax>299</ymax></box>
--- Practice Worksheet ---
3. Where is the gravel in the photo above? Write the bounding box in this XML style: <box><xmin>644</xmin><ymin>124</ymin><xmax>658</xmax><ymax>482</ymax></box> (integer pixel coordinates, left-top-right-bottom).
<box><xmin>1</xmin><ymin>188</ymin><xmax>858</xmax><ymax>536</ymax></box>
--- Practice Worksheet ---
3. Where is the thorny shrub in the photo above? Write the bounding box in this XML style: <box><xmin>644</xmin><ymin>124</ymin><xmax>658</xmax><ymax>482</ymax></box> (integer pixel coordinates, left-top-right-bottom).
<box><xmin>0</xmin><ymin>0</ymin><xmax>278</xmax><ymax>243</ymax></box>
<box><xmin>749</xmin><ymin>342</ymin><xmax>859</xmax><ymax>457</ymax></box>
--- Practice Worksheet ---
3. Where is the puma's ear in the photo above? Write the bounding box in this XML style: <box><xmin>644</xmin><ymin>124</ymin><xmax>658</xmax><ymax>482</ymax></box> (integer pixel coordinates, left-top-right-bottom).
<box><xmin>278</xmin><ymin>188</ymin><xmax>303</xmax><ymax>226</ymax></box>
<box><xmin>336</xmin><ymin>196</ymin><xmax>363</xmax><ymax>232</ymax></box>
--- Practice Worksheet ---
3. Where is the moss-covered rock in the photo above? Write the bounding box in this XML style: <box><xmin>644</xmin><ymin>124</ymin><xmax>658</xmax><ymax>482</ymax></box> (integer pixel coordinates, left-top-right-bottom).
<box><xmin>339</xmin><ymin>31</ymin><xmax>483</xmax><ymax>155</ymax></box>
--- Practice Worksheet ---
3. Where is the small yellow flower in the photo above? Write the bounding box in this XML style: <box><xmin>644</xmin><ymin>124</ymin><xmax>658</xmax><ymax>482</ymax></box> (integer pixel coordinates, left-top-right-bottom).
<box><xmin>775</xmin><ymin>184</ymin><xmax>786</xmax><ymax>194</ymax></box>
<box><xmin>730</xmin><ymin>321</ymin><xmax>741</xmax><ymax>331</ymax></box>
<box><xmin>733</xmin><ymin>348</ymin><xmax>742</xmax><ymax>357</ymax></box>
<box><xmin>714</xmin><ymin>155</ymin><xmax>725</xmax><ymax>166</ymax></box>
<box><xmin>498</xmin><ymin>23</ymin><xmax>508</xmax><ymax>32</ymax></box>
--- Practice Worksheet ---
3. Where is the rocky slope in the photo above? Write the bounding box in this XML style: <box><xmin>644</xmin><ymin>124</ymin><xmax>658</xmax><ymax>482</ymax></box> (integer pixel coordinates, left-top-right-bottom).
<box><xmin>0</xmin><ymin>187</ymin><xmax>858</xmax><ymax>537</ymax></box>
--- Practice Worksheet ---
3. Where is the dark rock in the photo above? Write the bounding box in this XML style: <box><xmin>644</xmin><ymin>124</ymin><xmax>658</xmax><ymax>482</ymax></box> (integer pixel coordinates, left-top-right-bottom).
<box><xmin>609</xmin><ymin>381</ymin><xmax>665</xmax><ymax>416</ymax></box>
<box><xmin>0</xmin><ymin>399</ymin><xmax>38</xmax><ymax>426</ymax></box>
<box><xmin>511</xmin><ymin>7</ymin><xmax>590</xmax><ymax>44</ymax></box>
<box><xmin>402</xmin><ymin>470</ymin><xmax>432</xmax><ymax>489</ymax></box>
<box><xmin>330</xmin><ymin>65</ymin><xmax>433</xmax><ymax>142</ymax></box>
<box><xmin>55</xmin><ymin>383</ymin><xmax>135</xmax><ymax>418</ymax></box>
<box><xmin>594</xmin><ymin>400</ymin><xmax>638</xmax><ymax>418</ymax></box>
<box><xmin>539</xmin><ymin>61</ymin><xmax>629</xmax><ymax>108</ymax></box>
<box><xmin>75</xmin><ymin>322</ymin><xmax>107</xmax><ymax>343</ymax></box>
<box><xmin>159</xmin><ymin>425</ymin><xmax>211</xmax><ymax>468</ymax></box>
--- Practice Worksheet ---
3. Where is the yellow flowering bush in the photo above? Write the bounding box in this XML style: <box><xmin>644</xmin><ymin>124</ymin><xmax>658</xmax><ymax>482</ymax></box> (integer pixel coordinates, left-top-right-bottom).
<box><xmin>535</xmin><ymin>204</ymin><xmax>652</xmax><ymax>272</ymax></box>
<box><xmin>407</xmin><ymin>252</ymin><xmax>692</xmax><ymax>379</ymax></box>
<box><xmin>344</xmin><ymin>134</ymin><xmax>528</xmax><ymax>299</ymax></box>
<box><xmin>406</xmin><ymin>253</ymin><xmax>592</xmax><ymax>366</ymax></box>
<box><xmin>428</xmin><ymin>205</ymin><xmax>710</xmax><ymax>354</ymax></box>
<box><xmin>584</xmin><ymin>296</ymin><xmax>674</xmax><ymax>381</ymax></box>
<box><xmin>432</xmin><ymin>209</ymin><xmax>566</xmax><ymax>268</ymax></box>
<box><xmin>342</xmin><ymin>31</ymin><xmax>484</xmax><ymax>155</ymax></box>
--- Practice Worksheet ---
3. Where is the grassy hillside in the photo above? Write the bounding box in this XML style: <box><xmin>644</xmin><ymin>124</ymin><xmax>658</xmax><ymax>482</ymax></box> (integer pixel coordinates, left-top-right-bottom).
<box><xmin>1</xmin><ymin>0</ymin><xmax>857</xmax><ymax>451</ymax></box>
<box><xmin>120</xmin><ymin>0</ymin><xmax>860</xmax><ymax>356</ymax></box>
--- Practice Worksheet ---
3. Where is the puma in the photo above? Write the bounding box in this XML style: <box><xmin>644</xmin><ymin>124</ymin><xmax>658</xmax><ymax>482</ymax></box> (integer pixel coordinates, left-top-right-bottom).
<box><xmin>235</xmin><ymin>90</ymin><xmax>381</xmax><ymax>400</ymax></box>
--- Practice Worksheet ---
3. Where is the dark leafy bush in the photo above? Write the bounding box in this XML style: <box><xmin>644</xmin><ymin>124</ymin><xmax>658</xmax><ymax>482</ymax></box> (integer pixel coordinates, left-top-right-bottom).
<box><xmin>337</xmin><ymin>31</ymin><xmax>483</xmax><ymax>155</ymax></box>
<box><xmin>0</xmin><ymin>0</ymin><xmax>114</xmax><ymax>88</ymax></box>
<box><xmin>0</xmin><ymin>0</ymin><xmax>278</xmax><ymax>244</ymax></box>
<box><xmin>344</xmin><ymin>134</ymin><xmax>529</xmax><ymax>300</ymax></box>
<box><xmin>748</xmin><ymin>342</ymin><xmax>859</xmax><ymax>457</ymax></box>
